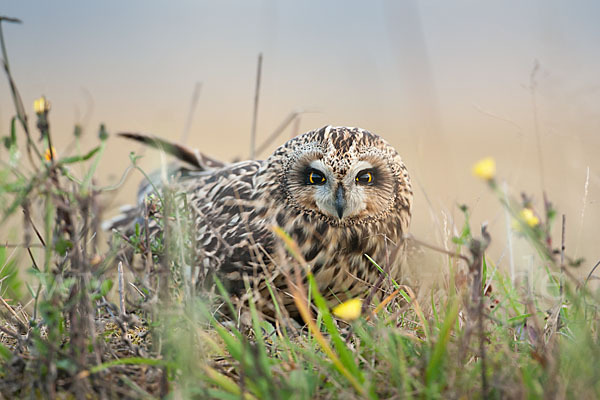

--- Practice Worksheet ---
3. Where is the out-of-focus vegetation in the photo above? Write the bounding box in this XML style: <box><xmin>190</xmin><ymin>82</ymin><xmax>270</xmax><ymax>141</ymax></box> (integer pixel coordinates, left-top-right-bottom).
<box><xmin>1</xmin><ymin>16</ymin><xmax>599</xmax><ymax>399</ymax></box>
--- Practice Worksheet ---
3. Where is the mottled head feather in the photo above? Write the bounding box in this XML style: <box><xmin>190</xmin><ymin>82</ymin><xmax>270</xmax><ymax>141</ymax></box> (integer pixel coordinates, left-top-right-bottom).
<box><xmin>259</xmin><ymin>125</ymin><xmax>412</xmax><ymax>227</ymax></box>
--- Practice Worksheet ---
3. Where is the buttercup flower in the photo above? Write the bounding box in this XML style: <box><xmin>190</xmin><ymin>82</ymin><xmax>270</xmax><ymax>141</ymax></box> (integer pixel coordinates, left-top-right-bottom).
<box><xmin>472</xmin><ymin>157</ymin><xmax>496</xmax><ymax>181</ymax></box>
<box><xmin>332</xmin><ymin>298</ymin><xmax>363</xmax><ymax>321</ymax></box>
<box><xmin>34</xmin><ymin>96</ymin><xmax>51</xmax><ymax>115</ymax></box>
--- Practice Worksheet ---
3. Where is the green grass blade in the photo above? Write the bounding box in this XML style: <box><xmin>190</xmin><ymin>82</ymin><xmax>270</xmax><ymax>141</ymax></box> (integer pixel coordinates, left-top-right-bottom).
<box><xmin>425</xmin><ymin>296</ymin><xmax>460</xmax><ymax>389</ymax></box>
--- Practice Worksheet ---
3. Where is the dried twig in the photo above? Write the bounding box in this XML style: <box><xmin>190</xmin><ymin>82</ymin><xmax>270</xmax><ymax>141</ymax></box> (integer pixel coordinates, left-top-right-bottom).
<box><xmin>502</xmin><ymin>182</ymin><xmax>516</xmax><ymax>283</ymax></box>
<box><xmin>23</xmin><ymin>208</ymin><xmax>46</xmax><ymax>246</ymax></box>
<box><xmin>0</xmin><ymin>295</ymin><xmax>27</xmax><ymax>327</ymax></box>
<box><xmin>403</xmin><ymin>233</ymin><xmax>470</xmax><ymax>264</ymax></box>
<box><xmin>0</xmin><ymin>16</ymin><xmax>43</xmax><ymax>165</ymax></box>
<box><xmin>255</xmin><ymin>110</ymin><xmax>301</xmax><ymax>156</ymax></box>
<box><xmin>249</xmin><ymin>53</ymin><xmax>262</xmax><ymax>159</ymax></box>
<box><xmin>575</xmin><ymin>166</ymin><xmax>590</xmax><ymax>258</ymax></box>
<box><xmin>467</xmin><ymin>226</ymin><xmax>491</xmax><ymax>399</ymax></box>
<box><xmin>560</xmin><ymin>215</ymin><xmax>566</xmax><ymax>296</ymax></box>
<box><xmin>118</xmin><ymin>261</ymin><xmax>126</xmax><ymax>316</ymax></box>
<box><xmin>583</xmin><ymin>259</ymin><xmax>600</xmax><ymax>290</ymax></box>
<box><xmin>26</xmin><ymin>247</ymin><xmax>40</xmax><ymax>271</ymax></box>
<box><xmin>291</xmin><ymin>114</ymin><xmax>301</xmax><ymax>138</ymax></box>
<box><xmin>180</xmin><ymin>81</ymin><xmax>202</xmax><ymax>145</ymax></box>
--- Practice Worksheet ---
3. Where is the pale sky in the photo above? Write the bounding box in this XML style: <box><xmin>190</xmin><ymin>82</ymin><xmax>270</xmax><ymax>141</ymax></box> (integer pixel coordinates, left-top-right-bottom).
<box><xmin>1</xmin><ymin>1</ymin><xmax>599</xmax><ymax>267</ymax></box>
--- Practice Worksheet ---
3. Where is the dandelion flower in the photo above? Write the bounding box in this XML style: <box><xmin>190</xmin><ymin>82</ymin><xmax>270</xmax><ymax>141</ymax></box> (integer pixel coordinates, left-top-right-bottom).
<box><xmin>34</xmin><ymin>96</ymin><xmax>51</xmax><ymax>115</ymax></box>
<box><xmin>332</xmin><ymin>298</ymin><xmax>362</xmax><ymax>321</ymax></box>
<box><xmin>472</xmin><ymin>157</ymin><xmax>496</xmax><ymax>181</ymax></box>
<box><xmin>44</xmin><ymin>146</ymin><xmax>57</xmax><ymax>161</ymax></box>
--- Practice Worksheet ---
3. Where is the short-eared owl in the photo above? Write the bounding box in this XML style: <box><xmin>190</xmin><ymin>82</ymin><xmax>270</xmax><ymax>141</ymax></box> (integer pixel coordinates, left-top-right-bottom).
<box><xmin>114</xmin><ymin>126</ymin><xmax>413</xmax><ymax>316</ymax></box>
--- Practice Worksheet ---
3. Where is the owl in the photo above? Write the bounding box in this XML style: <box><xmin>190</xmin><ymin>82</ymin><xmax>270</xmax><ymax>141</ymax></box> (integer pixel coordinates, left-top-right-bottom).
<box><xmin>113</xmin><ymin>126</ymin><xmax>413</xmax><ymax>317</ymax></box>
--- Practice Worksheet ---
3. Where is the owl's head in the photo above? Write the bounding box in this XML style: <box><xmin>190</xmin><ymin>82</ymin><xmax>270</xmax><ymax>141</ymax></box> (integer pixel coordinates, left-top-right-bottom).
<box><xmin>266</xmin><ymin>126</ymin><xmax>412</xmax><ymax>226</ymax></box>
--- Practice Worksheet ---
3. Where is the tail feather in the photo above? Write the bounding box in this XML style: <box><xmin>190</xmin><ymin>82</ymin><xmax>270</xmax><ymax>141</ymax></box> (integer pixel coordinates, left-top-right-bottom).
<box><xmin>104</xmin><ymin>133</ymin><xmax>226</xmax><ymax>234</ymax></box>
<box><xmin>117</xmin><ymin>132</ymin><xmax>225</xmax><ymax>170</ymax></box>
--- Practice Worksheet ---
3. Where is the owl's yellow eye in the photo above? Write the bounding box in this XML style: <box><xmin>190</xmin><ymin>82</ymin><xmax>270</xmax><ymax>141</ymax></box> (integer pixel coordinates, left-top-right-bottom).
<box><xmin>356</xmin><ymin>170</ymin><xmax>374</xmax><ymax>185</ymax></box>
<box><xmin>307</xmin><ymin>170</ymin><xmax>326</xmax><ymax>185</ymax></box>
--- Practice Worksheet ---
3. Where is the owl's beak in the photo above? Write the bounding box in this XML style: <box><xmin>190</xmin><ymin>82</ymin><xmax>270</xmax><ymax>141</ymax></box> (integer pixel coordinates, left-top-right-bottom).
<box><xmin>335</xmin><ymin>185</ymin><xmax>345</xmax><ymax>219</ymax></box>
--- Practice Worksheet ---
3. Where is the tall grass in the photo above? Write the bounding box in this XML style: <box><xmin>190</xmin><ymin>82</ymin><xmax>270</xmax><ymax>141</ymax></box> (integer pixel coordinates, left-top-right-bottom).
<box><xmin>1</xmin><ymin>17</ymin><xmax>599</xmax><ymax>399</ymax></box>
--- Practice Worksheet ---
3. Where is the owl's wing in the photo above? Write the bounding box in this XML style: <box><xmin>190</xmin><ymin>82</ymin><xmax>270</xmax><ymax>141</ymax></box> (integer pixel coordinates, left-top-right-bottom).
<box><xmin>182</xmin><ymin>161</ymin><xmax>277</xmax><ymax>293</ymax></box>
<box><xmin>107</xmin><ymin>133</ymin><xmax>278</xmax><ymax>295</ymax></box>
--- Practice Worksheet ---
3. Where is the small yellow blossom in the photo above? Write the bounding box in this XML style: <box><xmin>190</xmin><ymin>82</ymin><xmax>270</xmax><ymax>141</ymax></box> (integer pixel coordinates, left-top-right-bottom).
<box><xmin>332</xmin><ymin>298</ymin><xmax>363</xmax><ymax>321</ymax></box>
<box><xmin>472</xmin><ymin>157</ymin><xmax>496</xmax><ymax>180</ymax></box>
<box><xmin>44</xmin><ymin>146</ymin><xmax>57</xmax><ymax>161</ymax></box>
<box><xmin>519</xmin><ymin>208</ymin><xmax>540</xmax><ymax>227</ymax></box>
<box><xmin>34</xmin><ymin>96</ymin><xmax>51</xmax><ymax>114</ymax></box>
<box><xmin>512</xmin><ymin>208</ymin><xmax>540</xmax><ymax>231</ymax></box>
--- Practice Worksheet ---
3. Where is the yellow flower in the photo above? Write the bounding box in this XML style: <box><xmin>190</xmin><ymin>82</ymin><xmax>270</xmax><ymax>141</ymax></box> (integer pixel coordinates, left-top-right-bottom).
<box><xmin>512</xmin><ymin>208</ymin><xmax>540</xmax><ymax>231</ymax></box>
<box><xmin>44</xmin><ymin>146</ymin><xmax>57</xmax><ymax>161</ymax></box>
<box><xmin>332</xmin><ymin>298</ymin><xmax>363</xmax><ymax>321</ymax></box>
<box><xmin>472</xmin><ymin>157</ymin><xmax>496</xmax><ymax>180</ymax></box>
<box><xmin>34</xmin><ymin>96</ymin><xmax>51</xmax><ymax>114</ymax></box>
<box><xmin>519</xmin><ymin>208</ymin><xmax>540</xmax><ymax>227</ymax></box>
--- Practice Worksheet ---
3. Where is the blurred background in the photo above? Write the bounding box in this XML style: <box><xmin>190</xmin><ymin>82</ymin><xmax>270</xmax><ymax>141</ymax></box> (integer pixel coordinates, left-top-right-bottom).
<box><xmin>1</xmin><ymin>1</ymin><xmax>598</xmax><ymax>279</ymax></box>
